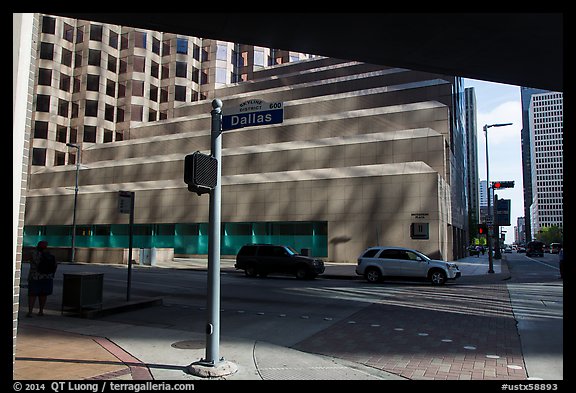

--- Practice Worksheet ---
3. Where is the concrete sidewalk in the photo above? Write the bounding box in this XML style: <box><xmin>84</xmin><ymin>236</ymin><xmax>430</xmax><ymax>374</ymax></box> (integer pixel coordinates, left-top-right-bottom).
<box><xmin>14</xmin><ymin>254</ymin><xmax>512</xmax><ymax>381</ymax></box>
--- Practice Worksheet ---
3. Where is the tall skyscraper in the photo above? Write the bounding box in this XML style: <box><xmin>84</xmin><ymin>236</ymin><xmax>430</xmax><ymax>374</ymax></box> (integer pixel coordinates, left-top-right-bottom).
<box><xmin>520</xmin><ymin>86</ymin><xmax>551</xmax><ymax>241</ymax></box>
<box><xmin>529</xmin><ymin>91</ymin><xmax>563</xmax><ymax>238</ymax></box>
<box><xmin>464</xmin><ymin>87</ymin><xmax>479</xmax><ymax>232</ymax></box>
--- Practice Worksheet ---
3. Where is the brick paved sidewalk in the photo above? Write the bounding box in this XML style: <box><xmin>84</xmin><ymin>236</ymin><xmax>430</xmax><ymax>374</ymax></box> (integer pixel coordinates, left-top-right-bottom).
<box><xmin>294</xmin><ymin>282</ymin><xmax>527</xmax><ymax>380</ymax></box>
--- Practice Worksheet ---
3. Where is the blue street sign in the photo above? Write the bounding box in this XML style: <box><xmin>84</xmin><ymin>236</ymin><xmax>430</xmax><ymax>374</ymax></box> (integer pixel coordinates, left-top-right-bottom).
<box><xmin>222</xmin><ymin>100</ymin><xmax>283</xmax><ymax>131</ymax></box>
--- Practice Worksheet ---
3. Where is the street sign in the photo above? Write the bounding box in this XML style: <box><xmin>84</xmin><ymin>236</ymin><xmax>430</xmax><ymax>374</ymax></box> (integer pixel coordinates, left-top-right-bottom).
<box><xmin>222</xmin><ymin>99</ymin><xmax>283</xmax><ymax>131</ymax></box>
<box><xmin>118</xmin><ymin>190</ymin><xmax>133</xmax><ymax>214</ymax></box>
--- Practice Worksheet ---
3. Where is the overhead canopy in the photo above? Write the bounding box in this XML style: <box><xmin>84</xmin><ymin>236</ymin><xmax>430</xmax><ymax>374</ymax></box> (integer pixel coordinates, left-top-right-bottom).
<box><xmin>46</xmin><ymin>12</ymin><xmax>563</xmax><ymax>91</ymax></box>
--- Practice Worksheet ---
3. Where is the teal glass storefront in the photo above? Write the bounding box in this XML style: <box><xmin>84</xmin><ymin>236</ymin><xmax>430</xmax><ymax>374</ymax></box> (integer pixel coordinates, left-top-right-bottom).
<box><xmin>23</xmin><ymin>221</ymin><xmax>328</xmax><ymax>257</ymax></box>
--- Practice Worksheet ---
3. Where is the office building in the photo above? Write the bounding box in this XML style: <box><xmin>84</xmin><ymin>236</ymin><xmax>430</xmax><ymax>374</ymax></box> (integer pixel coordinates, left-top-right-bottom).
<box><xmin>529</xmin><ymin>91</ymin><xmax>563</xmax><ymax>238</ymax></box>
<box><xmin>464</xmin><ymin>87</ymin><xmax>479</xmax><ymax>234</ymax></box>
<box><xmin>23</xmin><ymin>15</ymin><xmax>469</xmax><ymax>264</ymax></box>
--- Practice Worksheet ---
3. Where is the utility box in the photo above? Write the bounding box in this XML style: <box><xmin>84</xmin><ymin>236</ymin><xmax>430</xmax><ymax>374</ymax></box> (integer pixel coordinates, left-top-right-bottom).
<box><xmin>61</xmin><ymin>273</ymin><xmax>104</xmax><ymax>315</ymax></box>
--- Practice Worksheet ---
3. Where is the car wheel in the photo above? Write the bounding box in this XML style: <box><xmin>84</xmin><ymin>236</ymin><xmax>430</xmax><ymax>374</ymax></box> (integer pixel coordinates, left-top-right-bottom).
<box><xmin>295</xmin><ymin>266</ymin><xmax>310</xmax><ymax>280</ymax></box>
<box><xmin>429</xmin><ymin>270</ymin><xmax>447</xmax><ymax>286</ymax></box>
<box><xmin>365</xmin><ymin>268</ymin><xmax>382</xmax><ymax>283</ymax></box>
<box><xmin>245</xmin><ymin>266</ymin><xmax>258</xmax><ymax>277</ymax></box>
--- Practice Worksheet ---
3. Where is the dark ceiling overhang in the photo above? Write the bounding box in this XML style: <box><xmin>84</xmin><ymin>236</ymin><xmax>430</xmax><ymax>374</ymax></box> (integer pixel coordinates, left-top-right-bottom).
<box><xmin>47</xmin><ymin>13</ymin><xmax>563</xmax><ymax>91</ymax></box>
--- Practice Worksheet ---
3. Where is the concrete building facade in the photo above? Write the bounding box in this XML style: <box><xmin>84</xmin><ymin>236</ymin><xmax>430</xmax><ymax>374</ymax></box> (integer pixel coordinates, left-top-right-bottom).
<box><xmin>24</xmin><ymin>56</ymin><xmax>468</xmax><ymax>263</ymax></box>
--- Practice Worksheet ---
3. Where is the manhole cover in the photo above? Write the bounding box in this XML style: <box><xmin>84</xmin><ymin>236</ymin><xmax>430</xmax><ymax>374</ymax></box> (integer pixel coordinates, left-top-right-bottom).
<box><xmin>171</xmin><ymin>340</ymin><xmax>204</xmax><ymax>350</ymax></box>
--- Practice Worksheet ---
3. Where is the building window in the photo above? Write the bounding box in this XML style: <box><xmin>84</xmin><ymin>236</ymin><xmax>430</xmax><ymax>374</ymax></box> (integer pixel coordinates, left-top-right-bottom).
<box><xmin>215</xmin><ymin>68</ymin><xmax>227</xmax><ymax>84</ymax></box>
<box><xmin>103</xmin><ymin>129</ymin><xmax>114</xmax><ymax>143</ymax></box>
<box><xmin>176</xmin><ymin>61</ymin><xmax>187</xmax><ymax>78</ymax></box>
<box><xmin>118</xmin><ymin>82</ymin><xmax>126</xmax><ymax>98</ymax></box>
<box><xmin>106</xmin><ymin>79</ymin><xmax>116</xmax><ymax>97</ymax></box>
<box><xmin>105</xmin><ymin>104</ymin><xmax>115</xmax><ymax>122</ymax></box>
<box><xmin>34</xmin><ymin>121</ymin><xmax>49</xmax><ymax>139</ymax></box>
<box><xmin>133</xmin><ymin>56</ymin><xmax>146</xmax><ymax>73</ymax></box>
<box><xmin>200</xmin><ymin>71</ymin><xmax>208</xmax><ymax>85</ymax></box>
<box><xmin>116</xmin><ymin>107</ymin><xmax>125</xmax><ymax>123</ymax></box>
<box><xmin>90</xmin><ymin>24</ymin><xmax>103</xmax><ymax>42</ymax></box>
<box><xmin>107</xmin><ymin>54</ymin><xmax>117</xmax><ymax>72</ymax></box>
<box><xmin>191</xmin><ymin>68</ymin><xmax>199</xmax><ymax>84</ymax></box>
<box><xmin>73</xmin><ymin>77</ymin><xmax>81</xmax><ymax>93</ymax></box>
<box><xmin>115</xmin><ymin>131</ymin><xmax>123</xmax><ymax>141</ymax></box>
<box><xmin>74</xmin><ymin>51</ymin><xmax>82</xmax><ymax>68</ymax></box>
<box><xmin>87</xmin><ymin>74</ymin><xmax>100</xmax><ymax>91</ymax></box>
<box><xmin>160</xmin><ymin>88</ymin><xmax>168</xmax><ymax>103</ymax></box>
<box><xmin>216</xmin><ymin>44</ymin><xmax>228</xmax><ymax>61</ymax></box>
<box><xmin>175</xmin><ymin>85</ymin><xmax>186</xmax><ymax>101</ymax></box>
<box><xmin>152</xmin><ymin>37</ymin><xmax>160</xmax><ymax>55</ymax></box>
<box><xmin>75</xmin><ymin>26</ymin><xmax>84</xmax><ymax>43</ymax></box>
<box><xmin>161</xmin><ymin>64</ymin><xmax>170</xmax><ymax>79</ymax></box>
<box><xmin>36</xmin><ymin>95</ymin><xmax>50</xmax><ymax>112</ymax></box>
<box><xmin>39</xmin><ymin>42</ymin><xmax>54</xmax><ymax>60</ymax></box>
<box><xmin>63</xmin><ymin>22</ymin><xmax>74</xmax><ymax>42</ymax></box>
<box><xmin>162</xmin><ymin>39</ymin><xmax>171</xmax><ymax>56</ymax></box>
<box><xmin>70</xmin><ymin>128</ymin><xmax>77</xmax><ymax>143</ymax></box>
<box><xmin>193</xmin><ymin>44</ymin><xmax>200</xmax><ymax>61</ymax></box>
<box><xmin>148</xmin><ymin>109</ymin><xmax>157</xmax><ymax>122</ymax></box>
<box><xmin>135</xmin><ymin>31</ymin><xmax>147</xmax><ymax>49</ymax></box>
<box><xmin>38</xmin><ymin>68</ymin><xmax>52</xmax><ymax>86</ymax></box>
<box><xmin>57</xmin><ymin>125</ymin><xmax>67</xmax><ymax>143</ymax></box>
<box><xmin>85</xmin><ymin>100</ymin><xmax>98</xmax><ymax>117</ymax></box>
<box><xmin>131</xmin><ymin>105</ymin><xmax>143</xmax><ymax>121</ymax></box>
<box><xmin>151</xmin><ymin>61</ymin><xmax>159</xmax><ymax>78</ymax></box>
<box><xmin>41</xmin><ymin>16</ymin><xmax>56</xmax><ymax>34</ymax></box>
<box><xmin>254</xmin><ymin>50</ymin><xmax>265</xmax><ymax>66</ymax></box>
<box><xmin>132</xmin><ymin>80</ymin><xmax>144</xmax><ymax>96</ymax></box>
<box><xmin>71</xmin><ymin>103</ymin><xmax>79</xmax><ymax>118</ymax></box>
<box><xmin>83</xmin><ymin>125</ymin><xmax>97</xmax><ymax>143</ymax></box>
<box><xmin>149</xmin><ymin>85</ymin><xmax>158</xmax><ymax>102</ymax></box>
<box><xmin>176</xmin><ymin>38</ymin><xmax>188</xmax><ymax>54</ymax></box>
<box><xmin>58</xmin><ymin>99</ymin><xmax>68</xmax><ymax>117</ymax></box>
<box><xmin>88</xmin><ymin>49</ymin><xmax>101</xmax><ymax>66</ymax></box>
<box><xmin>59</xmin><ymin>73</ymin><xmax>70</xmax><ymax>92</ymax></box>
<box><xmin>54</xmin><ymin>151</ymin><xmax>66</xmax><ymax>166</ymax></box>
<box><xmin>120</xmin><ymin>33</ymin><xmax>129</xmax><ymax>50</ymax></box>
<box><xmin>61</xmin><ymin>48</ymin><xmax>72</xmax><ymax>67</ymax></box>
<box><xmin>109</xmin><ymin>30</ymin><xmax>118</xmax><ymax>49</ymax></box>
<box><xmin>32</xmin><ymin>148</ymin><xmax>46</xmax><ymax>166</ymax></box>
<box><xmin>159</xmin><ymin>111</ymin><xmax>167</xmax><ymax>120</ymax></box>
<box><xmin>119</xmin><ymin>59</ymin><xmax>127</xmax><ymax>74</ymax></box>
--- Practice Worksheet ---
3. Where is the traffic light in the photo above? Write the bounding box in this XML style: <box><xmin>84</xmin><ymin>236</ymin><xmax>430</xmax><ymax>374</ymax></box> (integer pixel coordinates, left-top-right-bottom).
<box><xmin>478</xmin><ymin>224</ymin><xmax>487</xmax><ymax>235</ymax></box>
<box><xmin>492</xmin><ymin>181</ymin><xmax>514</xmax><ymax>189</ymax></box>
<box><xmin>184</xmin><ymin>151</ymin><xmax>218</xmax><ymax>195</ymax></box>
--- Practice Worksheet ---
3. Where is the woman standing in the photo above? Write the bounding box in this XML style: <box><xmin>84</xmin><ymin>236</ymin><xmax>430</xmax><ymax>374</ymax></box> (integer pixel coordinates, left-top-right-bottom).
<box><xmin>27</xmin><ymin>240</ymin><xmax>57</xmax><ymax>317</ymax></box>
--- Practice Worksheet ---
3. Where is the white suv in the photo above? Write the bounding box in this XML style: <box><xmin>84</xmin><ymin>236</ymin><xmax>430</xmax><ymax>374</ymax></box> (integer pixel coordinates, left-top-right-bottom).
<box><xmin>355</xmin><ymin>246</ymin><xmax>460</xmax><ymax>285</ymax></box>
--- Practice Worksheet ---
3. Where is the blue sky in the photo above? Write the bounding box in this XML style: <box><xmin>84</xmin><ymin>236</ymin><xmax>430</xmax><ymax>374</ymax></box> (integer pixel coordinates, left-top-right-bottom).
<box><xmin>463</xmin><ymin>79</ymin><xmax>523</xmax><ymax>244</ymax></box>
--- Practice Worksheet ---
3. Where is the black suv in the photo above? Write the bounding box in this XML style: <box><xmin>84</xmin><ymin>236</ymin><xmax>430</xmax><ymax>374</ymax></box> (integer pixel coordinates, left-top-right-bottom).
<box><xmin>526</xmin><ymin>241</ymin><xmax>545</xmax><ymax>257</ymax></box>
<box><xmin>235</xmin><ymin>244</ymin><xmax>325</xmax><ymax>279</ymax></box>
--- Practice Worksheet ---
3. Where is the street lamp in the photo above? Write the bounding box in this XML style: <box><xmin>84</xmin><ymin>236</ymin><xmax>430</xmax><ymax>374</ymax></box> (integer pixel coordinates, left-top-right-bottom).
<box><xmin>483</xmin><ymin>123</ymin><xmax>512</xmax><ymax>273</ymax></box>
<box><xmin>66</xmin><ymin>143</ymin><xmax>80</xmax><ymax>263</ymax></box>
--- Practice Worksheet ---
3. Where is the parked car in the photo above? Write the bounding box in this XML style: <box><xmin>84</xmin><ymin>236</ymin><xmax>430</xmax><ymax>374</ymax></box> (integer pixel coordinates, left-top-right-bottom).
<box><xmin>504</xmin><ymin>246</ymin><xmax>513</xmax><ymax>253</ymax></box>
<box><xmin>235</xmin><ymin>244</ymin><xmax>325</xmax><ymax>279</ymax></box>
<box><xmin>550</xmin><ymin>243</ymin><xmax>562</xmax><ymax>254</ymax></box>
<box><xmin>355</xmin><ymin>246</ymin><xmax>461</xmax><ymax>285</ymax></box>
<box><xmin>526</xmin><ymin>241</ymin><xmax>545</xmax><ymax>257</ymax></box>
<box><xmin>517</xmin><ymin>246</ymin><xmax>526</xmax><ymax>253</ymax></box>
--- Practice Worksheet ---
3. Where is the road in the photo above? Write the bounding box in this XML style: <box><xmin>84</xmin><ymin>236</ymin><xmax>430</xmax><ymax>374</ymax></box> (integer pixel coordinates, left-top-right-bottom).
<box><xmin>505</xmin><ymin>251</ymin><xmax>563</xmax><ymax>380</ymax></box>
<box><xmin>25</xmin><ymin>251</ymin><xmax>563</xmax><ymax>380</ymax></box>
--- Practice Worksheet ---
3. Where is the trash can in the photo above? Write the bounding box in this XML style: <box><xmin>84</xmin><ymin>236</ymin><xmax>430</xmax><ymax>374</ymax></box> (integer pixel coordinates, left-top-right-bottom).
<box><xmin>61</xmin><ymin>273</ymin><xmax>104</xmax><ymax>315</ymax></box>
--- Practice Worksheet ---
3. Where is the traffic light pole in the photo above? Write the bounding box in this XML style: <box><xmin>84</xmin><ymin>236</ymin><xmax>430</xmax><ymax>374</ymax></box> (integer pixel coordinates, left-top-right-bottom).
<box><xmin>188</xmin><ymin>99</ymin><xmax>237</xmax><ymax>378</ymax></box>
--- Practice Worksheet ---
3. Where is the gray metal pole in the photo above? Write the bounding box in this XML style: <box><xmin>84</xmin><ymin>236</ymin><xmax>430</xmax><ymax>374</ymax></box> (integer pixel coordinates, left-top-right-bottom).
<box><xmin>206</xmin><ymin>99</ymin><xmax>223</xmax><ymax>364</ymax></box>
<box><xmin>484</xmin><ymin>125</ymin><xmax>495</xmax><ymax>273</ymax></box>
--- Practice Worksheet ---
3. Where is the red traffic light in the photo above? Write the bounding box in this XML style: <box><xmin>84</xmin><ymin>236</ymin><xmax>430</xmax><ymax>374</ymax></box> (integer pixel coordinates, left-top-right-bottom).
<box><xmin>493</xmin><ymin>182</ymin><xmax>501</xmax><ymax>189</ymax></box>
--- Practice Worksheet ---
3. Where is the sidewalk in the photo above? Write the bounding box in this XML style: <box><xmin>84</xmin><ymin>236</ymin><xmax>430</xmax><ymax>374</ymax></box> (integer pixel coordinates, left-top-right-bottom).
<box><xmin>14</xmin><ymin>254</ymin><xmax>513</xmax><ymax>381</ymax></box>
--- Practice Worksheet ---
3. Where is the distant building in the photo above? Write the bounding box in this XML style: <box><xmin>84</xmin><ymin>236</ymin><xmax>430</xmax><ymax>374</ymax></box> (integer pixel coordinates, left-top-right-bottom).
<box><xmin>529</xmin><ymin>91</ymin><xmax>563</xmax><ymax>238</ymax></box>
<box><xmin>464</xmin><ymin>87</ymin><xmax>480</xmax><ymax>234</ymax></box>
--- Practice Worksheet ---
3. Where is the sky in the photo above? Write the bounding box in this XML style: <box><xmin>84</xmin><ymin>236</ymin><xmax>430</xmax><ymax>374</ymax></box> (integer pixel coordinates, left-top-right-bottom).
<box><xmin>463</xmin><ymin>78</ymin><xmax>523</xmax><ymax>244</ymax></box>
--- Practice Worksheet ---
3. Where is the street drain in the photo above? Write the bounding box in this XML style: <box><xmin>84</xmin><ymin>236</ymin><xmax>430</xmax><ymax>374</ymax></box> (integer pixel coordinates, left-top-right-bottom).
<box><xmin>171</xmin><ymin>340</ymin><xmax>204</xmax><ymax>350</ymax></box>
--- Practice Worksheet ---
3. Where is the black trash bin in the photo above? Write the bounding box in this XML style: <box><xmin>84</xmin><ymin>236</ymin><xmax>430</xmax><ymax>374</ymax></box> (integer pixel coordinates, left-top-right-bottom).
<box><xmin>61</xmin><ymin>272</ymin><xmax>103</xmax><ymax>315</ymax></box>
